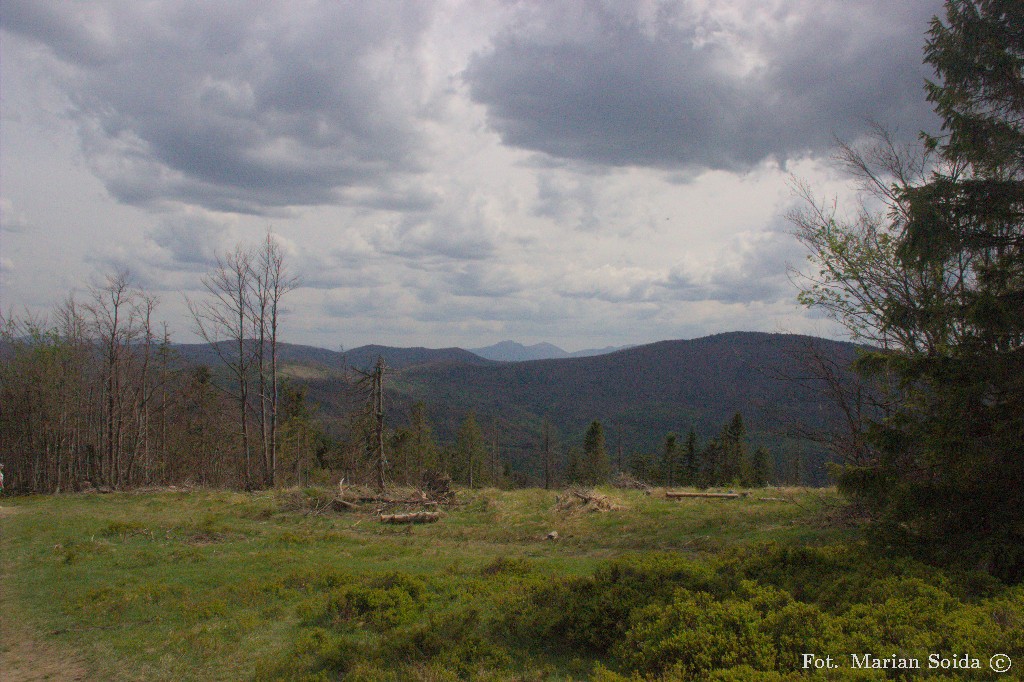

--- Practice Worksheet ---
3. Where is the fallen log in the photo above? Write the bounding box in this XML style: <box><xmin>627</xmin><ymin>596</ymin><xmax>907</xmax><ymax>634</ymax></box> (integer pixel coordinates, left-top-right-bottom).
<box><xmin>356</xmin><ymin>496</ymin><xmax>440</xmax><ymax>505</ymax></box>
<box><xmin>331</xmin><ymin>498</ymin><xmax>358</xmax><ymax>511</ymax></box>
<box><xmin>666</xmin><ymin>491</ymin><xmax>747</xmax><ymax>499</ymax></box>
<box><xmin>379</xmin><ymin>512</ymin><xmax>440</xmax><ymax>524</ymax></box>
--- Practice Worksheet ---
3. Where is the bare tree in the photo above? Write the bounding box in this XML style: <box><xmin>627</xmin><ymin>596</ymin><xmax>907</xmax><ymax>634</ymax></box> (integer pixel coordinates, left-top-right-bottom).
<box><xmin>123</xmin><ymin>292</ymin><xmax>159</xmax><ymax>485</ymax></box>
<box><xmin>250</xmin><ymin>233</ymin><xmax>297</xmax><ymax>487</ymax></box>
<box><xmin>189</xmin><ymin>235</ymin><xmax>297</xmax><ymax>489</ymax></box>
<box><xmin>83</xmin><ymin>271</ymin><xmax>147</xmax><ymax>488</ymax></box>
<box><xmin>1</xmin><ymin>270</ymin><xmax>259</xmax><ymax>493</ymax></box>
<box><xmin>189</xmin><ymin>246</ymin><xmax>256</xmax><ymax>488</ymax></box>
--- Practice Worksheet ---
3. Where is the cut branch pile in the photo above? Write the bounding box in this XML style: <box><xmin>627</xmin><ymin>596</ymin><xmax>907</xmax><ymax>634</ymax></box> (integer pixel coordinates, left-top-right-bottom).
<box><xmin>338</xmin><ymin>479</ymin><xmax>452</xmax><ymax>507</ymax></box>
<box><xmin>354</xmin><ymin>494</ymin><xmax>439</xmax><ymax>506</ymax></box>
<box><xmin>420</xmin><ymin>471</ymin><xmax>455</xmax><ymax>504</ymax></box>
<box><xmin>279</xmin><ymin>489</ymin><xmax>344</xmax><ymax>516</ymax></box>
<box><xmin>555</xmin><ymin>486</ymin><xmax>622</xmax><ymax>513</ymax></box>
<box><xmin>610</xmin><ymin>472</ymin><xmax>653</xmax><ymax>493</ymax></box>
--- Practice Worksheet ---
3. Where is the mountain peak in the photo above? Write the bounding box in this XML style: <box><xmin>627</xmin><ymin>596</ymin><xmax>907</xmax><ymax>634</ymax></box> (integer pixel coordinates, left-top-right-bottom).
<box><xmin>469</xmin><ymin>341</ymin><xmax>569</xmax><ymax>362</ymax></box>
<box><xmin>468</xmin><ymin>340</ymin><xmax>635</xmax><ymax>362</ymax></box>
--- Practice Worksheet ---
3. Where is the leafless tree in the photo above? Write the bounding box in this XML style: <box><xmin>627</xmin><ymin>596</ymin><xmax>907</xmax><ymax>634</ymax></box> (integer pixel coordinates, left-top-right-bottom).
<box><xmin>189</xmin><ymin>246</ymin><xmax>257</xmax><ymax>488</ymax></box>
<box><xmin>188</xmin><ymin>235</ymin><xmax>297</xmax><ymax>489</ymax></box>
<box><xmin>250</xmin><ymin>233</ymin><xmax>298</xmax><ymax>487</ymax></box>
<box><xmin>83</xmin><ymin>271</ymin><xmax>148</xmax><ymax>487</ymax></box>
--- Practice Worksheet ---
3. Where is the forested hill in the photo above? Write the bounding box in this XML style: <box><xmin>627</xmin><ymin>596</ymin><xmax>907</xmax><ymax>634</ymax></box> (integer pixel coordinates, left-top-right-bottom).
<box><xmin>391</xmin><ymin>332</ymin><xmax>860</xmax><ymax>447</ymax></box>
<box><xmin>174</xmin><ymin>332</ymin><xmax>862</xmax><ymax>483</ymax></box>
<box><xmin>342</xmin><ymin>344</ymin><xmax>492</xmax><ymax>370</ymax></box>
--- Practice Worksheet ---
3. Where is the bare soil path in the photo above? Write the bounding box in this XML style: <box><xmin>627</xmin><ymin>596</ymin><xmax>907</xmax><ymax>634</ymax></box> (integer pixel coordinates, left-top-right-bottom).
<box><xmin>0</xmin><ymin>504</ymin><xmax>91</xmax><ymax>681</ymax></box>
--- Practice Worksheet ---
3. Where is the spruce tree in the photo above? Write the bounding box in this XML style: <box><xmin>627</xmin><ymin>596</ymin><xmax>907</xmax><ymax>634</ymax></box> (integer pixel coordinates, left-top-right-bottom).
<box><xmin>749</xmin><ymin>447</ymin><xmax>772</xmax><ymax>488</ymax></box>
<box><xmin>720</xmin><ymin>413</ymin><xmax>746</xmax><ymax>485</ymax></box>
<box><xmin>582</xmin><ymin>420</ymin><xmax>610</xmax><ymax>485</ymax></box>
<box><xmin>453</xmin><ymin>411</ymin><xmax>488</xmax><ymax>488</ymax></box>
<box><xmin>701</xmin><ymin>439</ymin><xmax>722</xmax><ymax>488</ymax></box>
<box><xmin>662</xmin><ymin>433</ymin><xmax>679</xmax><ymax>487</ymax></box>
<box><xmin>896</xmin><ymin>0</ymin><xmax>1024</xmax><ymax>360</ymax></box>
<box><xmin>629</xmin><ymin>450</ymin><xmax>654</xmax><ymax>483</ymax></box>
<box><xmin>876</xmin><ymin>0</ymin><xmax>1024</xmax><ymax>578</ymax></box>
<box><xmin>683</xmin><ymin>428</ymin><xmax>698</xmax><ymax>487</ymax></box>
<box><xmin>409</xmin><ymin>401</ymin><xmax>439</xmax><ymax>480</ymax></box>
<box><xmin>565</xmin><ymin>446</ymin><xmax>583</xmax><ymax>485</ymax></box>
<box><xmin>792</xmin><ymin>1</ymin><xmax>1024</xmax><ymax>578</ymax></box>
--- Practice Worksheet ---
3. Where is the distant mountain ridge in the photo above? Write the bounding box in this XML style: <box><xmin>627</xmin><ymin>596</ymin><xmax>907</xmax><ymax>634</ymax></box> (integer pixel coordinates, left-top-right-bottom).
<box><xmin>386</xmin><ymin>331</ymin><xmax>861</xmax><ymax>484</ymax></box>
<box><xmin>172</xmin><ymin>332</ymin><xmax>859</xmax><ymax>484</ymax></box>
<box><xmin>342</xmin><ymin>345</ymin><xmax>491</xmax><ymax>370</ymax></box>
<box><xmin>173</xmin><ymin>341</ymin><xmax>491</xmax><ymax>373</ymax></box>
<box><xmin>173</xmin><ymin>339</ymin><xmax>628</xmax><ymax>370</ymax></box>
<box><xmin>469</xmin><ymin>340</ymin><xmax>633</xmax><ymax>362</ymax></box>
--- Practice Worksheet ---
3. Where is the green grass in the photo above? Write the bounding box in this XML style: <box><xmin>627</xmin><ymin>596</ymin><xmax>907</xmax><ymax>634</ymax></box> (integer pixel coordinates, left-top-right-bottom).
<box><xmin>2</xmin><ymin>487</ymin><xmax>1019</xmax><ymax>680</ymax></box>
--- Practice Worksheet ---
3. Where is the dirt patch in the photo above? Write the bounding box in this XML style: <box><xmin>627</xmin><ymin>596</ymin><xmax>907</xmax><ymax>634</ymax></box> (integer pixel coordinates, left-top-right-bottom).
<box><xmin>0</xmin><ymin>629</ymin><xmax>91</xmax><ymax>682</ymax></box>
<box><xmin>1</xmin><ymin>505</ymin><xmax>91</xmax><ymax>681</ymax></box>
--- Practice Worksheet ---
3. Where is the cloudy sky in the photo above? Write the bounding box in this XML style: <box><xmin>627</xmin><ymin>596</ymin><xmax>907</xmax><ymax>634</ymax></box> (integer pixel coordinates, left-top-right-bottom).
<box><xmin>1</xmin><ymin>0</ymin><xmax>943</xmax><ymax>351</ymax></box>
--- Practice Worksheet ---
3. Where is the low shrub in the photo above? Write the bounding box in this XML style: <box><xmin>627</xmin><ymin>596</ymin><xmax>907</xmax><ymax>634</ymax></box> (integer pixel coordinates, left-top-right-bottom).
<box><xmin>255</xmin><ymin>627</ymin><xmax>355</xmax><ymax>681</ymax></box>
<box><xmin>386</xmin><ymin>606</ymin><xmax>513</xmax><ymax>678</ymax></box>
<box><xmin>501</xmin><ymin>552</ymin><xmax>716</xmax><ymax>653</ymax></box>
<box><xmin>298</xmin><ymin>584</ymin><xmax>424</xmax><ymax>630</ymax></box>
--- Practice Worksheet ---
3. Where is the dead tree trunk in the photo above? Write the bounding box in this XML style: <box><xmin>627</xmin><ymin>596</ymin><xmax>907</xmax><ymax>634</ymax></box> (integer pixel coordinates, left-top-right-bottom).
<box><xmin>666</xmin><ymin>491</ymin><xmax>747</xmax><ymax>499</ymax></box>
<box><xmin>373</xmin><ymin>356</ymin><xmax>386</xmax><ymax>491</ymax></box>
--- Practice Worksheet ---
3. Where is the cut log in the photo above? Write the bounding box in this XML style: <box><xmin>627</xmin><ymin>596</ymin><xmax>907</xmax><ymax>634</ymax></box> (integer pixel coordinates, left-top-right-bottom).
<box><xmin>665</xmin><ymin>491</ymin><xmax>747</xmax><ymax>499</ymax></box>
<box><xmin>379</xmin><ymin>512</ymin><xmax>440</xmax><ymax>524</ymax></box>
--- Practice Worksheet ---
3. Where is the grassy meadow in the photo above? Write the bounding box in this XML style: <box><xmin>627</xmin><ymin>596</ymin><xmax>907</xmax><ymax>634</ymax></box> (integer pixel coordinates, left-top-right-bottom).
<box><xmin>1</xmin><ymin>487</ymin><xmax>1021</xmax><ymax>681</ymax></box>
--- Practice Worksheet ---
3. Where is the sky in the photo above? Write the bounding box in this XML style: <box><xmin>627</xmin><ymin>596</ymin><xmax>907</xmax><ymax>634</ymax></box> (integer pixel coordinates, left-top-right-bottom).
<box><xmin>0</xmin><ymin>0</ymin><xmax>944</xmax><ymax>351</ymax></box>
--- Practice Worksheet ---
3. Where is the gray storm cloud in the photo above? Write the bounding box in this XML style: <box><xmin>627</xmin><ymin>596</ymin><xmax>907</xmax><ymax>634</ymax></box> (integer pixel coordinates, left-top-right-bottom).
<box><xmin>465</xmin><ymin>0</ymin><xmax>941</xmax><ymax>171</ymax></box>
<box><xmin>1</xmin><ymin>0</ymin><xmax>434</xmax><ymax>214</ymax></box>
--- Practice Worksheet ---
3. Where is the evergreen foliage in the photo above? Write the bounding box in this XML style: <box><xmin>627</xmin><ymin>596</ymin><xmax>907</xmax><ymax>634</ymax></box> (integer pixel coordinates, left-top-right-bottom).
<box><xmin>699</xmin><ymin>439</ymin><xmax>721</xmax><ymax>489</ymax></box>
<box><xmin>748</xmin><ymin>447</ymin><xmax>772</xmax><ymax>488</ymax></box>
<box><xmin>566</xmin><ymin>445</ymin><xmax>583</xmax><ymax>485</ymax></box>
<box><xmin>576</xmin><ymin>420</ymin><xmax>611</xmax><ymax>485</ymax></box>
<box><xmin>683</xmin><ymin>428</ymin><xmax>698</xmax><ymax>487</ymax></box>
<box><xmin>792</xmin><ymin>0</ymin><xmax>1024</xmax><ymax>579</ymax></box>
<box><xmin>390</xmin><ymin>401</ymin><xmax>440</xmax><ymax>485</ymax></box>
<box><xmin>661</xmin><ymin>433</ymin><xmax>679</xmax><ymax>487</ymax></box>
<box><xmin>277</xmin><ymin>384</ymin><xmax>331</xmax><ymax>485</ymax></box>
<box><xmin>720</xmin><ymin>413</ymin><xmax>746</xmax><ymax>485</ymax></box>
<box><xmin>452</xmin><ymin>410</ymin><xmax>489</xmax><ymax>488</ymax></box>
<box><xmin>628</xmin><ymin>450</ymin><xmax>656</xmax><ymax>484</ymax></box>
